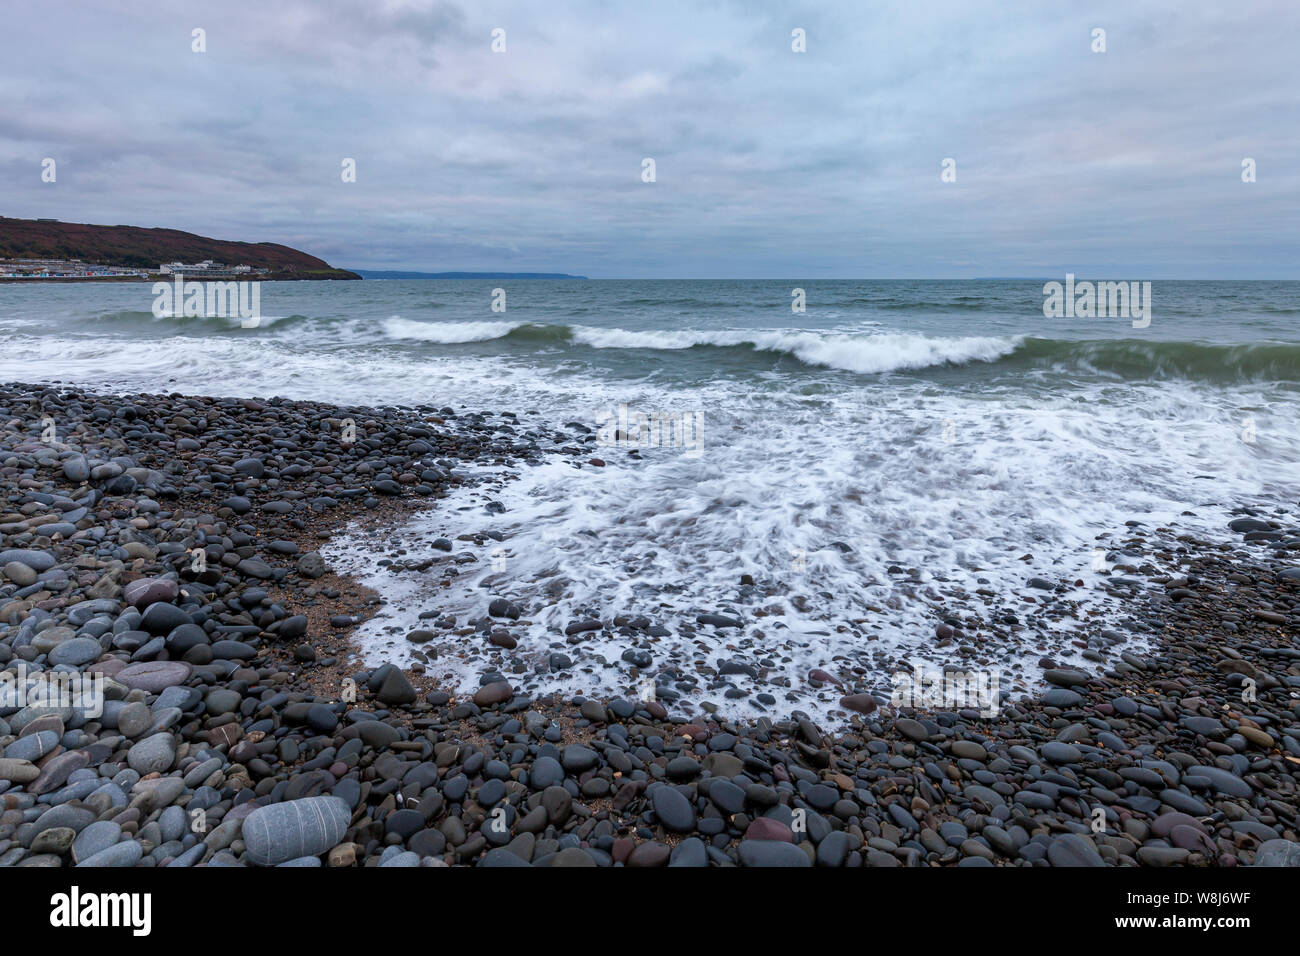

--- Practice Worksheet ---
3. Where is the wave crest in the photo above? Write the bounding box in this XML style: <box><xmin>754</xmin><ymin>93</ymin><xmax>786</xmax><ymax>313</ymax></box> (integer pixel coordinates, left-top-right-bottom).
<box><xmin>381</xmin><ymin>317</ymin><xmax>528</xmax><ymax>343</ymax></box>
<box><xmin>570</xmin><ymin>327</ymin><xmax>1021</xmax><ymax>373</ymax></box>
<box><xmin>375</xmin><ymin>318</ymin><xmax>1300</xmax><ymax>382</ymax></box>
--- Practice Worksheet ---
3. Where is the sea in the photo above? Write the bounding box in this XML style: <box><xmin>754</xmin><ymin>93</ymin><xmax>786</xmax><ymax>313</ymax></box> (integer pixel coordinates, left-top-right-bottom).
<box><xmin>2</xmin><ymin>279</ymin><xmax>1297</xmax><ymax>718</ymax></box>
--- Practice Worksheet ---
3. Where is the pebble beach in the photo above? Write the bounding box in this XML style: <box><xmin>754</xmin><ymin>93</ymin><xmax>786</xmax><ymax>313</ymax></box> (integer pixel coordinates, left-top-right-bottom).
<box><xmin>2</xmin><ymin>381</ymin><xmax>1298</xmax><ymax>869</ymax></box>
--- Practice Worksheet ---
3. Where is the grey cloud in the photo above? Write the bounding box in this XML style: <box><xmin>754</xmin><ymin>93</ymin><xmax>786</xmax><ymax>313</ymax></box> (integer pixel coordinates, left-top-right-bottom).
<box><xmin>2</xmin><ymin>0</ymin><xmax>1296</xmax><ymax>277</ymax></box>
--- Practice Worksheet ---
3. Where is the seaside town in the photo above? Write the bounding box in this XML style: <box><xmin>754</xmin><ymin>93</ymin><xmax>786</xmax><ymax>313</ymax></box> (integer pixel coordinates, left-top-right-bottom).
<box><xmin>0</xmin><ymin>257</ymin><xmax>266</xmax><ymax>279</ymax></box>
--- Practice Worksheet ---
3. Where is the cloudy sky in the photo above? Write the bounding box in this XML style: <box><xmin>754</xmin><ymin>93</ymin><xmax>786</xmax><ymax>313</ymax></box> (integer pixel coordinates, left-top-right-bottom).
<box><xmin>3</xmin><ymin>0</ymin><xmax>1297</xmax><ymax>277</ymax></box>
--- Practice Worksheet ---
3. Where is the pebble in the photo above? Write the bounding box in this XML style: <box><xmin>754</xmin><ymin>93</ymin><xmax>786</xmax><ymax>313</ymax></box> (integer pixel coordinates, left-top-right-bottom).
<box><xmin>242</xmin><ymin>796</ymin><xmax>351</xmax><ymax>866</ymax></box>
<box><xmin>127</xmin><ymin>733</ymin><xmax>177</xmax><ymax>775</ymax></box>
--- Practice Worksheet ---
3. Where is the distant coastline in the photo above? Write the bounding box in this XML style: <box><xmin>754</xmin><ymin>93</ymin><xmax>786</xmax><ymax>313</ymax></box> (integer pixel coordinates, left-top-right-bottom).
<box><xmin>0</xmin><ymin>216</ymin><xmax>359</xmax><ymax>280</ymax></box>
<box><xmin>353</xmin><ymin>269</ymin><xmax>588</xmax><ymax>280</ymax></box>
<box><xmin>0</xmin><ymin>275</ymin><xmax>351</xmax><ymax>284</ymax></box>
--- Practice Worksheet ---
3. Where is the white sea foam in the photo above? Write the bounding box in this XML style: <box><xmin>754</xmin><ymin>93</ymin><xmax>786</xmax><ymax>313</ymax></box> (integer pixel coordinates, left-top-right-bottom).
<box><xmin>323</xmin><ymin>368</ymin><xmax>1298</xmax><ymax>722</ymax></box>
<box><xmin>570</xmin><ymin>327</ymin><xmax>1023</xmax><ymax>374</ymax></box>
<box><xmin>381</xmin><ymin>317</ymin><xmax>525</xmax><ymax>343</ymax></box>
<box><xmin>375</xmin><ymin>317</ymin><xmax>1025</xmax><ymax>375</ymax></box>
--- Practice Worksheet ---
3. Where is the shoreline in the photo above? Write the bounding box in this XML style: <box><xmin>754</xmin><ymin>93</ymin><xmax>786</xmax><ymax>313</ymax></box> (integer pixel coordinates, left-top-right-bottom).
<box><xmin>1</xmin><ymin>381</ymin><xmax>1298</xmax><ymax>867</ymax></box>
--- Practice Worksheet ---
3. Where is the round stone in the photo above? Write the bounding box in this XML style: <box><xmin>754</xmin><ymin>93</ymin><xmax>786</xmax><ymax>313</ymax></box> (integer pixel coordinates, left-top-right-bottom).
<box><xmin>123</xmin><ymin>577</ymin><xmax>180</xmax><ymax>609</ymax></box>
<box><xmin>116</xmin><ymin>661</ymin><xmax>191</xmax><ymax>693</ymax></box>
<box><xmin>650</xmin><ymin>785</ymin><xmax>696</xmax><ymax>833</ymax></box>
<box><xmin>47</xmin><ymin>637</ymin><xmax>102</xmax><ymax>667</ymax></box>
<box><xmin>242</xmin><ymin>796</ymin><xmax>352</xmax><ymax>866</ymax></box>
<box><xmin>116</xmin><ymin>701</ymin><xmax>153</xmax><ymax>738</ymax></box>
<box><xmin>127</xmin><ymin>732</ymin><xmax>177</xmax><ymax>775</ymax></box>
<box><xmin>3</xmin><ymin>561</ymin><xmax>37</xmax><ymax>587</ymax></box>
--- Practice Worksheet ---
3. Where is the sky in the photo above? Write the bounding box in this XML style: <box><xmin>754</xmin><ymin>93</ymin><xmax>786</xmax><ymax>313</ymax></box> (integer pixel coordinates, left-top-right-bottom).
<box><xmin>3</xmin><ymin>0</ymin><xmax>1298</xmax><ymax>278</ymax></box>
